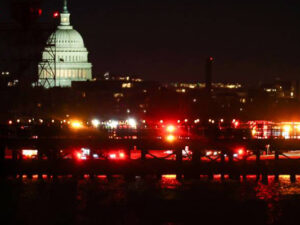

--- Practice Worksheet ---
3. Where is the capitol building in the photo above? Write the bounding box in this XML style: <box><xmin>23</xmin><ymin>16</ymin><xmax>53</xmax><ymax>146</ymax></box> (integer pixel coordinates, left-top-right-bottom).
<box><xmin>38</xmin><ymin>0</ymin><xmax>92</xmax><ymax>88</ymax></box>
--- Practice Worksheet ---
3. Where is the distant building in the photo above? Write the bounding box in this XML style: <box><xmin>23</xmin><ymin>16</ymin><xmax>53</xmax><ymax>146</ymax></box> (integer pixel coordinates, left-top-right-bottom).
<box><xmin>72</xmin><ymin>73</ymin><xmax>159</xmax><ymax>92</ymax></box>
<box><xmin>169</xmin><ymin>82</ymin><xmax>242</xmax><ymax>93</ymax></box>
<box><xmin>38</xmin><ymin>0</ymin><xmax>92</xmax><ymax>88</ymax></box>
<box><xmin>261</xmin><ymin>79</ymin><xmax>299</xmax><ymax>99</ymax></box>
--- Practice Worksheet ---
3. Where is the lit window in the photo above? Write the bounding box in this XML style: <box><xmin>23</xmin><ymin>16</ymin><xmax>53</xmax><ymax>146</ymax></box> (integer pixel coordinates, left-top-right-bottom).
<box><xmin>122</xmin><ymin>83</ymin><xmax>132</xmax><ymax>88</ymax></box>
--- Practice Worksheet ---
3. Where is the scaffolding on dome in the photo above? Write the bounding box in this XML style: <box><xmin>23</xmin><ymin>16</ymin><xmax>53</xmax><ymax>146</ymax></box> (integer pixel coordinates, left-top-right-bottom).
<box><xmin>37</xmin><ymin>32</ymin><xmax>56</xmax><ymax>88</ymax></box>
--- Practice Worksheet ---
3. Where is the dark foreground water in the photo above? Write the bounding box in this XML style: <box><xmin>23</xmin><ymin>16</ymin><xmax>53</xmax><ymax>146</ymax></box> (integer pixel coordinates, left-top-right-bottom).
<box><xmin>1</xmin><ymin>175</ymin><xmax>300</xmax><ymax>225</ymax></box>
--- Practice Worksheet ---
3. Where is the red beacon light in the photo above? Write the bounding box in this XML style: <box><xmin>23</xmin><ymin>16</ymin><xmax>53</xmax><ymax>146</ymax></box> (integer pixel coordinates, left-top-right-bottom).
<box><xmin>74</xmin><ymin>151</ymin><xmax>84</xmax><ymax>160</ymax></box>
<box><xmin>38</xmin><ymin>9</ymin><xmax>42</xmax><ymax>16</ymax></box>
<box><xmin>119</xmin><ymin>152</ymin><xmax>125</xmax><ymax>159</ymax></box>
<box><xmin>236</xmin><ymin>147</ymin><xmax>245</xmax><ymax>155</ymax></box>
<box><xmin>232</xmin><ymin>119</ymin><xmax>240</xmax><ymax>128</ymax></box>
<box><xmin>53</xmin><ymin>11</ymin><xmax>60</xmax><ymax>18</ymax></box>
<box><xmin>76</xmin><ymin>152</ymin><xmax>82</xmax><ymax>160</ymax></box>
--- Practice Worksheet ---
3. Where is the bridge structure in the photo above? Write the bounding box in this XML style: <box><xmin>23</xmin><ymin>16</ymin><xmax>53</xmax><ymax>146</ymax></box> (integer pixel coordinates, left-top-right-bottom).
<box><xmin>1</xmin><ymin>136</ymin><xmax>300</xmax><ymax>183</ymax></box>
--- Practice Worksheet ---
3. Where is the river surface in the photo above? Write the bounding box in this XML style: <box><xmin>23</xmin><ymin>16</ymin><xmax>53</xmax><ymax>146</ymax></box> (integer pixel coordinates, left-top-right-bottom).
<box><xmin>1</xmin><ymin>175</ymin><xmax>300</xmax><ymax>225</ymax></box>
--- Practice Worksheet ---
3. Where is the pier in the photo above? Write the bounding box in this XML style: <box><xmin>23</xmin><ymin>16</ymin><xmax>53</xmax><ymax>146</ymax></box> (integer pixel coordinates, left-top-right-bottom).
<box><xmin>1</xmin><ymin>137</ymin><xmax>300</xmax><ymax>183</ymax></box>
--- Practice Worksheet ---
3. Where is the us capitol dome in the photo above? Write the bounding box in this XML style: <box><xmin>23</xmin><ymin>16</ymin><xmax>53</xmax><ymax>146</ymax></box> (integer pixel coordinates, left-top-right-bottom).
<box><xmin>38</xmin><ymin>0</ymin><xmax>92</xmax><ymax>88</ymax></box>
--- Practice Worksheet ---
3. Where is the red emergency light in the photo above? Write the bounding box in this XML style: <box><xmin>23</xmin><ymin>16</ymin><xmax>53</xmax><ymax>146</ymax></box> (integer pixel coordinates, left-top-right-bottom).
<box><xmin>236</xmin><ymin>147</ymin><xmax>245</xmax><ymax>155</ymax></box>
<box><xmin>109</xmin><ymin>151</ymin><xmax>126</xmax><ymax>160</ymax></box>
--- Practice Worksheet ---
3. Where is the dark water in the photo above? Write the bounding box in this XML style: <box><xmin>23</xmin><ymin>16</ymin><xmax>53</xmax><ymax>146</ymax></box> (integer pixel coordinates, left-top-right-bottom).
<box><xmin>1</xmin><ymin>175</ymin><xmax>300</xmax><ymax>225</ymax></box>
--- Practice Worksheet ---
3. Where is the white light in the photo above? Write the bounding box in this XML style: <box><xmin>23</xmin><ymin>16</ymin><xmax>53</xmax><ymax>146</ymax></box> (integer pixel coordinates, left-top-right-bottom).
<box><xmin>81</xmin><ymin>148</ymin><xmax>90</xmax><ymax>156</ymax></box>
<box><xmin>165</xmin><ymin>150</ymin><xmax>173</xmax><ymax>154</ymax></box>
<box><xmin>107</xmin><ymin>120</ymin><xmax>118</xmax><ymax>129</ymax></box>
<box><xmin>127</xmin><ymin>118</ymin><xmax>137</xmax><ymax>128</ymax></box>
<box><xmin>22</xmin><ymin>150</ymin><xmax>38</xmax><ymax>157</ymax></box>
<box><xmin>109</xmin><ymin>153</ymin><xmax>117</xmax><ymax>159</ymax></box>
<box><xmin>206</xmin><ymin>151</ymin><xmax>212</xmax><ymax>156</ymax></box>
<box><xmin>91</xmin><ymin>119</ymin><xmax>100</xmax><ymax>128</ymax></box>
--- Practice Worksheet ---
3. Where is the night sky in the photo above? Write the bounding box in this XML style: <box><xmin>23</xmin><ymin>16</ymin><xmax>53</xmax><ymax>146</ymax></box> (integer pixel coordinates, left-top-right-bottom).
<box><xmin>1</xmin><ymin>0</ymin><xmax>300</xmax><ymax>85</ymax></box>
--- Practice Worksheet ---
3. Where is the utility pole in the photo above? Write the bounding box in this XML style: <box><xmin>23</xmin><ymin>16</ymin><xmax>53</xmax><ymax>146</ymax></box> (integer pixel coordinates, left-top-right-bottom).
<box><xmin>205</xmin><ymin>56</ymin><xmax>214</xmax><ymax>94</ymax></box>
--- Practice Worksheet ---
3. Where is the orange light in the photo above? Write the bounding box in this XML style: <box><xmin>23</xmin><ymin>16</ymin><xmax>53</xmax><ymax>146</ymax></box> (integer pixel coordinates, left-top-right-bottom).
<box><xmin>166</xmin><ymin>125</ymin><xmax>176</xmax><ymax>133</ymax></box>
<box><xmin>162</xmin><ymin>174</ymin><xmax>177</xmax><ymax>179</ymax></box>
<box><xmin>71</xmin><ymin>120</ymin><xmax>83</xmax><ymax>129</ymax></box>
<box><xmin>166</xmin><ymin>134</ymin><xmax>176</xmax><ymax>142</ymax></box>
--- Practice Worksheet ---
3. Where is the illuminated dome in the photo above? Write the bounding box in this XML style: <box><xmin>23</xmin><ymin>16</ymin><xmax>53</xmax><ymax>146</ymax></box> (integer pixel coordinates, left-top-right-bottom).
<box><xmin>38</xmin><ymin>0</ymin><xmax>92</xmax><ymax>88</ymax></box>
<box><xmin>48</xmin><ymin>29</ymin><xmax>85</xmax><ymax>49</ymax></box>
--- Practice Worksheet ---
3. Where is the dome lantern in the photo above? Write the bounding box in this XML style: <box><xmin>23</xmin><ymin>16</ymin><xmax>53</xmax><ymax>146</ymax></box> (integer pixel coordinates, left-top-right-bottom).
<box><xmin>60</xmin><ymin>0</ymin><xmax>71</xmax><ymax>27</ymax></box>
<box><xmin>63</xmin><ymin>0</ymin><xmax>69</xmax><ymax>13</ymax></box>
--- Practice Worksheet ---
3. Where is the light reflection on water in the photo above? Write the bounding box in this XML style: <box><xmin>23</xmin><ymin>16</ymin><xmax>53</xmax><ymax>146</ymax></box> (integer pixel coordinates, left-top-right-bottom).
<box><xmin>159</xmin><ymin>174</ymin><xmax>300</xmax><ymax>224</ymax></box>
<box><xmin>160</xmin><ymin>175</ymin><xmax>180</xmax><ymax>189</ymax></box>
<box><xmin>4</xmin><ymin>174</ymin><xmax>300</xmax><ymax>224</ymax></box>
